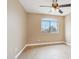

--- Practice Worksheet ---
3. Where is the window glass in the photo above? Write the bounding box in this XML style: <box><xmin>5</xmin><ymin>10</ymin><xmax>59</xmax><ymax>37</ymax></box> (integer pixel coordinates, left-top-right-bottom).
<box><xmin>41</xmin><ymin>19</ymin><xmax>58</xmax><ymax>33</ymax></box>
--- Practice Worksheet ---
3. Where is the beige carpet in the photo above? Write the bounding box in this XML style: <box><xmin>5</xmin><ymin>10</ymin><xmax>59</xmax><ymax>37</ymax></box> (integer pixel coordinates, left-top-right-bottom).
<box><xmin>18</xmin><ymin>44</ymin><xmax>70</xmax><ymax>59</ymax></box>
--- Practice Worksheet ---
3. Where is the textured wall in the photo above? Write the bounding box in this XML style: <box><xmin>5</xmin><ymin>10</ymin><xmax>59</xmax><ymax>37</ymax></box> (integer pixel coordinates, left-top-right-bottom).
<box><xmin>7</xmin><ymin>0</ymin><xmax>27</xmax><ymax>59</ymax></box>
<box><xmin>65</xmin><ymin>14</ymin><xmax>71</xmax><ymax>45</ymax></box>
<box><xmin>27</xmin><ymin>13</ymin><xmax>65</xmax><ymax>44</ymax></box>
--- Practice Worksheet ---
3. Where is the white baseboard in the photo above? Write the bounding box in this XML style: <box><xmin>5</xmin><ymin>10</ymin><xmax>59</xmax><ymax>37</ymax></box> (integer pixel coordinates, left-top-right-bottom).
<box><xmin>65</xmin><ymin>42</ymin><xmax>71</xmax><ymax>46</ymax></box>
<box><xmin>15</xmin><ymin>41</ymin><xmax>65</xmax><ymax>59</ymax></box>
<box><xmin>15</xmin><ymin>44</ymin><xmax>28</xmax><ymax>59</ymax></box>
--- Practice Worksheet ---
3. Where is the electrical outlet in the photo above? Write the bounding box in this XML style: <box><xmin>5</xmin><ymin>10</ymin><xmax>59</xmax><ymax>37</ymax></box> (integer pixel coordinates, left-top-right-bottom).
<box><xmin>38</xmin><ymin>40</ymin><xmax>40</xmax><ymax>41</ymax></box>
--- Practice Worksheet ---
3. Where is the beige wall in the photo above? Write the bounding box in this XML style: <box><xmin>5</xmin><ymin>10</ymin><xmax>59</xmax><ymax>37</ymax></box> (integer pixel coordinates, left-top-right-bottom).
<box><xmin>27</xmin><ymin>13</ymin><xmax>65</xmax><ymax>44</ymax></box>
<box><xmin>7</xmin><ymin>0</ymin><xmax>27</xmax><ymax>59</ymax></box>
<box><xmin>65</xmin><ymin>14</ymin><xmax>71</xmax><ymax>44</ymax></box>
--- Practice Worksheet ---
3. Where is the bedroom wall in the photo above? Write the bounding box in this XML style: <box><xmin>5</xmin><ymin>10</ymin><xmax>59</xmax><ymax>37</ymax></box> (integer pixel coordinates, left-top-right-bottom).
<box><xmin>27</xmin><ymin>13</ymin><xmax>65</xmax><ymax>44</ymax></box>
<box><xmin>7</xmin><ymin>0</ymin><xmax>27</xmax><ymax>59</ymax></box>
<box><xmin>65</xmin><ymin>14</ymin><xmax>71</xmax><ymax>45</ymax></box>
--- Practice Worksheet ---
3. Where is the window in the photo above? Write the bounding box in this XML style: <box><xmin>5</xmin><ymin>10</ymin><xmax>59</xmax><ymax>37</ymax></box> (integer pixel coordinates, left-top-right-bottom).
<box><xmin>41</xmin><ymin>19</ymin><xmax>59</xmax><ymax>33</ymax></box>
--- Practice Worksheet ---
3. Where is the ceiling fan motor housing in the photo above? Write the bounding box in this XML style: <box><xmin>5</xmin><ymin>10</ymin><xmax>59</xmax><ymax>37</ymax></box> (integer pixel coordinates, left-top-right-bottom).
<box><xmin>52</xmin><ymin>3</ymin><xmax>59</xmax><ymax>9</ymax></box>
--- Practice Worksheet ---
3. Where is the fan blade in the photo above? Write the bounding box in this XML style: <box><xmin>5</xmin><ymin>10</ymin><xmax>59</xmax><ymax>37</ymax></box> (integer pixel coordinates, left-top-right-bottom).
<box><xmin>40</xmin><ymin>5</ymin><xmax>52</xmax><ymax>7</ymax></box>
<box><xmin>59</xmin><ymin>4</ymin><xmax>71</xmax><ymax>7</ymax></box>
<box><xmin>58</xmin><ymin>9</ymin><xmax>63</xmax><ymax>14</ymax></box>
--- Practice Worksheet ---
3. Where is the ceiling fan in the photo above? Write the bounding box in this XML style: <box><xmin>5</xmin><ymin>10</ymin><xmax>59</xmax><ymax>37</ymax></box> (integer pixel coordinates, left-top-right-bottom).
<box><xmin>40</xmin><ymin>0</ymin><xmax>71</xmax><ymax>14</ymax></box>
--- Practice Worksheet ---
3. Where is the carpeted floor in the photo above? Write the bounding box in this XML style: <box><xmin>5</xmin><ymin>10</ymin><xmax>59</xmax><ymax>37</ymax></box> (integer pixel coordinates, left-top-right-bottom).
<box><xmin>18</xmin><ymin>44</ymin><xmax>70</xmax><ymax>59</ymax></box>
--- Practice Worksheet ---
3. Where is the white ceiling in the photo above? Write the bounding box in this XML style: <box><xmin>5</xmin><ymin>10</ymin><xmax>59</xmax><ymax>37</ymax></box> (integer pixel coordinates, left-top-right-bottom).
<box><xmin>19</xmin><ymin>0</ymin><xmax>71</xmax><ymax>16</ymax></box>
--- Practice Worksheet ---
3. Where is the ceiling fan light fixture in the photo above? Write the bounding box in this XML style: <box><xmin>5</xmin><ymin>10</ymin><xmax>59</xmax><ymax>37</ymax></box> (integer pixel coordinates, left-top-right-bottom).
<box><xmin>52</xmin><ymin>8</ymin><xmax>55</xmax><ymax>12</ymax></box>
<box><xmin>56</xmin><ymin>9</ymin><xmax>59</xmax><ymax>12</ymax></box>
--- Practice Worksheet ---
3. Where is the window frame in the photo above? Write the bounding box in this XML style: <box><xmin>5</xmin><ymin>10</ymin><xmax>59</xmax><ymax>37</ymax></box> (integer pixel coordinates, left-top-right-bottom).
<box><xmin>41</xmin><ymin>19</ymin><xmax>59</xmax><ymax>33</ymax></box>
